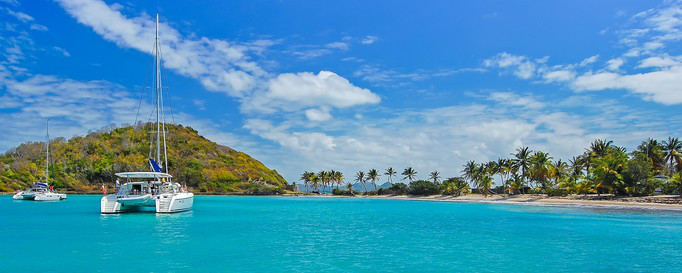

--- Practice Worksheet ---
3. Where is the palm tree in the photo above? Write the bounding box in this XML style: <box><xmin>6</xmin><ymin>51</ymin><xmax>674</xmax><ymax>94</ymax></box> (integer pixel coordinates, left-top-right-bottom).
<box><xmin>368</xmin><ymin>169</ymin><xmax>380</xmax><ymax>191</ymax></box>
<box><xmin>355</xmin><ymin>171</ymin><xmax>367</xmax><ymax>193</ymax></box>
<box><xmin>402</xmin><ymin>167</ymin><xmax>417</xmax><ymax>182</ymax></box>
<box><xmin>462</xmin><ymin>161</ymin><xmax>478</xmax><ymax>186</ymax></box>
<box><xmin>429</xmin><ymin>171</ymin><xmax>441</xmax><ymax>184</ymax></box>
<box><xmin>478</xmin><ymin>175</ymin><xmax>494</xmax><ymax>197</ymax></box>
<box><xmin>663</xmin><ymin>137</ymin><xmax>682</xmax><ymax>175</ymax></box>
<box><xmin>567</xmin><ymin>156</ymin><xmax>583</xmax><ymax>193</ymax></box>
<box><xmin>589</xmin><ymin>139</ymin><xmax>613</xmax><ymax>158</ymax></box>
<box><xmin>334</xmin><ymin>171</ymin><xmax>344</xmax><ymax>189</ymax></box>
<box><xmin>512</xmin><ymin>147</ymin><xmax>532</xmax><ymax>193</ymax></box>
<box><xmin>636</xmin><ymin>138</ymin><xmax>664</xmax><ymax>174</ymax></box>
<box><xmin>318</xmin><ymin>170</ymin><xmax>328</xmax><ymax>193</ymax></box>
<box><xmin>551</xmin><ymin>159</ymin><xmax>569</xmax><ymax>189</ymax></box>
<box><xmin>311</xmin><ymin>174</ymin><xmax>320</xmax><ymax>194</ymax></box>
<box><xmin>384</xmin><ymin>167</ymin><xmax>396</xmax><ymax>185</ymax></box>
<box><xmin>529</xmin><ymin>151</ymin><xmax>553</xmax><ymax>192</ymax></box>
<box><xmin>327</xmin><ymin>170</ymin><xmax>336</xmax><ymax>191</ymax></box>
<box><xmin>346</xmin><ymin>181</ymin><xmax>354</xmax><ymax>195</ymax></box>
<box><xmin>300</xmin><ymin>171</ymin><xmax>313</xmax><ymax>193</ymax></box>
<box><xmin>498</xmin><ymin>158</ymin><xmax>513</xmax><ymax>194</ymax></box>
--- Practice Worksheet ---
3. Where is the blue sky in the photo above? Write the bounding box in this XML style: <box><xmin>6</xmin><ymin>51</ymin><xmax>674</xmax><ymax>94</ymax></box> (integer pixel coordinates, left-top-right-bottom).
<box><xmin>1</xmin><ymin>0</ymin><xmax>681</xmax><ymax>182</ymax></box>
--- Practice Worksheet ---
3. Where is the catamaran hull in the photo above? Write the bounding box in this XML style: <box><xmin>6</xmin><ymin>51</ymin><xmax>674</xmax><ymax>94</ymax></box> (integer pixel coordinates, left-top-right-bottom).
<box><xmin>34</xmin><ymin>193</ymin><xmax>67</xmax><ymax>201</ymax></box>
<box><xmin>155</xmin><ymin>193</ymin><xmax>194</xmax><ymax>213</ymax></box>
<box><xmin>101</xmin><ymin>193</ymin><xmax>193</xmax><ymax>214</ymax></box>
<box><xmin>13</xmin><ymin>192</ymin><xmax>26</xmax><ymax>200</ymax></box>
<box><xmin>13</xmin><ymin>191</ymin><xmax>36</xmax><ymax>200</ymax></box>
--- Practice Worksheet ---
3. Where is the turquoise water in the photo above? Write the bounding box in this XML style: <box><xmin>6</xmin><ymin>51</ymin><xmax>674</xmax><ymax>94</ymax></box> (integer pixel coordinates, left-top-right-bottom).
<box><xmin>2</xmin><ymin>195</ymin><xmax>682</xmax><ymax>272</ymax></box>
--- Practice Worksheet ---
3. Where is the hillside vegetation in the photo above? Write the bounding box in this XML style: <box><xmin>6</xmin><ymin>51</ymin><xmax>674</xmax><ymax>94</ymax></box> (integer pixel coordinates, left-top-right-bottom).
<box><xmin>0</xmin><ymin>123</ymin><xmax>288</xmax><ymax>193</ymax></box>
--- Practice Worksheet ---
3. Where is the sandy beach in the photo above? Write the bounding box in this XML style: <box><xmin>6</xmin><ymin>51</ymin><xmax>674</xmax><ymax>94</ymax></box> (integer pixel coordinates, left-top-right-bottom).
<box><xmin>291</xmin><ymin>194</ymin><xmax>682</xmax><ymax>211</ymax></box>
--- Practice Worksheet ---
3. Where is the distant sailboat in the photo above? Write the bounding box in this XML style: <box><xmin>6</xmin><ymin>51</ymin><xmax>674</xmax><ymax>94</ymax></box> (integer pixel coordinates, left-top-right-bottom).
<box><xmin>100</xmin><ymin>14</ymin><xmax>194</xmax><ymax>214</ymax></box>
<box><xmin>13</xmin><ymin>120</ymin><xmax>67</xmax><ymax>201</ymax></box>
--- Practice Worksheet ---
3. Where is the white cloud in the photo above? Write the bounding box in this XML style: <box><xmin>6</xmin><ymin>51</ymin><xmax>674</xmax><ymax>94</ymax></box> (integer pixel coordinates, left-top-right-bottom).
<box><xmin>572</xmin><ymin>66</ymin><xmax>682</xmax><ymax>105</ymax></box>
<box><xmin>30</xmin><ymin>24</ymin><xmax>48</xmax><ymax>31</ymax></box>
<box><xmin>606</xmin><ymin>58</ymin><xmax>625</xmax><ymax>70</ymax></box>
<box><xmin>52</xmin><ymin>46</ymin><xmax>70</xmax><ymax>57</ymax></box>
<box><xmin>638</xmin><ymin>56</ymin><xmax>681</xmax><ymax>68</ymax></box>
<box><xmin>361</xmin><ymin>35</ymin><xmax>378</xmax><ymax>45</ymax></box>
<box><xmin>245</xmin><ymin>71</ymin><xmax>380</xmax><ymax>114</ymax></box>
<box><xmin>4</xmin><ymin>8</ymin><xmax>33</xmax><ymax>22</ymax></box>
<box><xmin>487</xmin><ymin>92</ymin><xmax>545</xmax><ymax>110</ymax></box>
<box><xmin>579</xmin><ymin>55</ymin><xmax>599</xmax><ymax>66</ymax></box>
<box><xmin>543</xmin><ymin>69</ymin><xmax>575</xmax><ymax>82</ymax></box>
<box><xmin>304</xmin><ymin>107</ymin><xmax>332</xmax><ymax>121</ymax></box>
<box><xmin>483</xmin><ymin>52</ymin><xmax>539</xmax><ymax>79</ymax></box>
<box><xmin>244</xmin><ymin>119</ymin><xmax>336</xmax><ymax>152</ymax></box>
<box><xmin>325</xmin><ymin>41</ymin><xmax>349</xmax><ymax>50</ymax></box>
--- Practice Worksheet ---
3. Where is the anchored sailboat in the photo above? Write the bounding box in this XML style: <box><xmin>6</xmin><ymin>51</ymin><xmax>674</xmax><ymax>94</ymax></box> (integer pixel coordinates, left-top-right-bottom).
<box><xmin>13</xmin><ymin>120</ymin><xmax>67</xmax><ymax>201</ymax></box>
<box><xmin>101</xmin><ymin>14</ymin><xmax>194</xmax><ymax>214</ymax></box>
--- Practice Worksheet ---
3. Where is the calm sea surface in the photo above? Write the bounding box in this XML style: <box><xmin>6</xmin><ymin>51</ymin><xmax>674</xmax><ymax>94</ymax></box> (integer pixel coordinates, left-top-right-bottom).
<box><xmin>2</xmin><ymin>195</ymin><xmax>682</xmax><ymax>272</ymax></box>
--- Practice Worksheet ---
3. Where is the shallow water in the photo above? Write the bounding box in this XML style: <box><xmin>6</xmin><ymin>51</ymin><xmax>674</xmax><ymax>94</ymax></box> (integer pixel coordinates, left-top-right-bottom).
<box><xmin>2</xmin><ymin>195</ymin><xmax>682</xmax><ymax>272</ymax></box>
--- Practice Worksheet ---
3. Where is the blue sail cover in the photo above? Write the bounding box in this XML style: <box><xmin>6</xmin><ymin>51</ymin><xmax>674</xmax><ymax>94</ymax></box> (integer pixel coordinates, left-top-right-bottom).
<box><xmin>34</xmin><ymin>182</ymin><xmax>48</xmax><ymax>187</ymax></box>
<box><xmin>148</xmin><ymin>158</ymin><xmax>163</xmax><ymax>172</ymax></box>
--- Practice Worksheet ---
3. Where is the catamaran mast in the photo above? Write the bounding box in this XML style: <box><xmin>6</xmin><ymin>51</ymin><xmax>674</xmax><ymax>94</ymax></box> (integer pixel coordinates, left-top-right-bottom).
<box><xmin>155</xmin><ymin>14</ymin><xmax>169</xmax><ymax>174</ymax></box>
<box><xmin>46</xmin><ymin>119</ymin><xmax>49</xmax><ymax>186</ymax></box>
<box><xmin>155</xmin><ymin>14</ymin><xmax>161</xmax><ymax>167</ymax></box>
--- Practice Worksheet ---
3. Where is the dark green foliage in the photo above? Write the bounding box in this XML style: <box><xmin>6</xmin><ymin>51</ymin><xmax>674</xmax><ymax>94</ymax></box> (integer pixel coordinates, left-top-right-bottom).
<box><xmin>332</xmin><ymin>188</ymin><xmax>353</xmax><ymax>196</ymax></box>
<box><xmin>0</xmin><ymin>123</ymin><xmax>287</xmax><ymax>193</ymax></box>
<box><xmin>408</xmin><ymin>180</ymin><xmax>441</xmax><ymax>195</ymax></box>
<box><xmin>385</xmin><ymin>183</ymin><xmax>409</xmax><ymax>195</ymax></box>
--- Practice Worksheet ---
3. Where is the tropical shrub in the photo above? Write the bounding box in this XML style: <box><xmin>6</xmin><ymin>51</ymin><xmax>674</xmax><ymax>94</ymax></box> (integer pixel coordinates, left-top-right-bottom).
<box><xmin>332</xmin><ymin>188</ymin><xmax>353</xmax><ymax>196</ymax></box>
<box><xmin>386</xmin><ymin>183</ymin><xmax>409</xmax><ymax>195</ymax></box>
<box><xmin>408</xmin><ymin>180</ymin><xmax>441</xmax><ymax>195</ymax></box>
<box><xmin>441</xmin><ymin>177</ymin><xmax>469</xmax><ymax>196</ymax></box>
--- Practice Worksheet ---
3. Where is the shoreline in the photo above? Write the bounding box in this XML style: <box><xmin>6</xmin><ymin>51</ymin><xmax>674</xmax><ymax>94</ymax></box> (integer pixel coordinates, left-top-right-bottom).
<box><xmin>362</xmin><ymin>194</ymin><xmax>682</xmax><ymax>211</ymax></box>
<box><xmin>5</xmin><ymin>191</ymin><xmax>682</xmax><ymax>211</ymax></box>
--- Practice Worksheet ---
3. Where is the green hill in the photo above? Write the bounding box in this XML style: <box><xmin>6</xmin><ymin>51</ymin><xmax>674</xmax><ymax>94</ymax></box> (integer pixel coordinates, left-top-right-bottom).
<box><xmin>0</xmin><ymin>123</ymin><xmax>288</xmax><ymax>193</ymax></box>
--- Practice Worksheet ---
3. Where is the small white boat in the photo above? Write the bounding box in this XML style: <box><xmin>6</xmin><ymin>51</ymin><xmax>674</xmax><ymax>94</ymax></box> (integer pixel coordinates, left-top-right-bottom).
<box><xmin>14</xmin><ymin>121</ymin><xmax>67</xmax><ymax>202</ymax></box>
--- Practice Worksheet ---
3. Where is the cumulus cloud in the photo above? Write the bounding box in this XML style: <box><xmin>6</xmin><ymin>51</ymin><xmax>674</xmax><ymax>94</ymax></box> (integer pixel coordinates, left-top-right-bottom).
<box><xmin>244</xmin><ymin>71</ymin><xmax>380</xmax><ymax>116</ymax></box>
<box><xmin>572</xmin><ymin>66</ymin><xmax>682</xmax><ymax>105</ymax></box>
<box><xmin>606</xmin><ymin>58</ymin><xmax>625</xmax><ymax>70</ymax></box>
<box><xmin>638</xmin><ymin>56</ymin><xmax>681</xmax><ymax>68</ymax></box>
<box><xmin>304</xmin><ymin>107</ymin><xmax>332</xmax><ymax>121</ymax></box>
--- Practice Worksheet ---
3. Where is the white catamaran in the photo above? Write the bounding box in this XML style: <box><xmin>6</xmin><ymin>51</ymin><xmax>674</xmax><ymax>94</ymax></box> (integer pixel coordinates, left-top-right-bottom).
<box><xmin>13</xmin><ymin>120</ymin><xmax>67</xmax><ymax>201</ymax></box>
<box><xmin>101</xmin><ymin>14</ymin><xmax>193</xmax><ymax>214</ymax></box>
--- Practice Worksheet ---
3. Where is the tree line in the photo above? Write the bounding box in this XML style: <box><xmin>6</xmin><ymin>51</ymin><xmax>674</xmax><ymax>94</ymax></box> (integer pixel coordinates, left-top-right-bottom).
<box><xmin>299</xmin><ymin>138</ymin><xmax>682</xmax><ymax>197</ymax></box>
